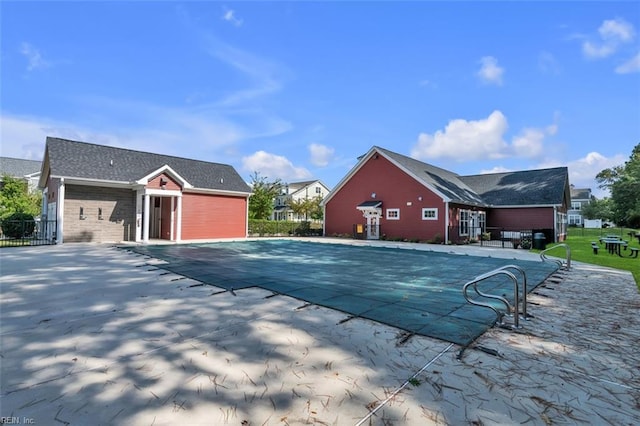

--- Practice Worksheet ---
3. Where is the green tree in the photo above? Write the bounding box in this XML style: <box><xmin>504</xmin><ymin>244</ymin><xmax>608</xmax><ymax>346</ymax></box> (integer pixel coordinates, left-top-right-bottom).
<box><xmin>581</xmin><ymin>197</ymin><xmax>614</xmax><ymax>222</ymax></box>
<box><xmin>309</xmin><ymin>195</ymin><xmax>324</xmax><ymax>221</ymax></box>
<box><xmin>596</xmin><ymin>143</ymin><xmax>640</xmax><ymax>227</ymax></box>
<box><xmin>248</xmin><ymin>172</ymin><xmax>282</xmax><ymax>220</ymax></box>
<box><xmin>0</xmin><ymin>175</ymin><xmax>41</xmax><ymax>220</ymax></box>
<box><xmin>290</xmin><ymin>195</ymin><xmax>324</xmax><ymax>221</ymax></box>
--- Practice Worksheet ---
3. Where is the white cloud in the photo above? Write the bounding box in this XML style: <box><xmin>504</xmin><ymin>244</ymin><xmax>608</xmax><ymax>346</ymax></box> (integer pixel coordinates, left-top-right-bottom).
<box><xmin>511</xmin><ymin>128</ymin><xmax>546</xmax><ymax>159</ymax></box>
<box><xmin>582</xmin><ymin>18</ymin><xmax>636</xmax><ymax>60</ymax></box>
<box><xmin>0</xmin><ymin>114</ymin><xmax>52</xmax><ymax>159</ymax></box>
<box><xmin>599</xmin><ymin>18</ymin><xmax>635</xmax><ymax>42</ymax></box>
<box><xmin>20</xmin><ymin>42</ymin><xmax>50</xmax><ymax>71</ymax></box>
<box><xmin>411</xmin><ymin>110</ymin><xmax>509</xmax><ymax>161</ymax></box>
<box><xmin>538</xmin><ymin>51</ymin><xmax>561</xmax><ymax>74</ymax></box>
<box><xmin>566</xmin><ymin>152</ymin><xmax>626</xmax><ymax>197</ymax></box>
<box><xmin>222</xmin><ymin>8</ymin><xmax>243</xmax><ymax>27</ymax></box>
<box><xmin>242</xmin><ymin>151</ymin><xmax>311</xmax><ymax>181</ymax></box>
<box><xmin>477</xmin><ymin>56</ymin><xmax>504</xmax><ymax>86</ymax></box>
<box><xmin>0</xmin><ymin>91</ymin><xmax>293</xmax><ymax>165</ymax></box>
<box><xmin>203</xmin><ymin>37</ymin><xmax>284</xmax><ymax>107</ymax></box>
<box><xmin>412</xmin><ymin>111</ymin><xmax>560</xmax><ymax>162</ymax></box>
<box><xmin>308</xmin><ymin>143</ymin><xmax>335</xmax><ymax>167</ymax></box>
<box><xmin>480</xmin><ymin>166</ymin><xmax>513</xmax><ymax>174</ymax></box>
<box><xmin>615</xmin><ymin>52</ymin><xmax>640</xmax><ymax>74</ymax></box>
<box><xmin>582</xmin><ymin>41</ymin><xmax>617</xmax><ymax>59</ymax></box>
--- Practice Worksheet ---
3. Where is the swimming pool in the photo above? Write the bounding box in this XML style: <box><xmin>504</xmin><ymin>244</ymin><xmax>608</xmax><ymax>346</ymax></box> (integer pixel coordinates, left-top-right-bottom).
<box><xmin>125</xmin><ymin>240</ymin><xmax>559</xmax><ymax>345</ymax></box>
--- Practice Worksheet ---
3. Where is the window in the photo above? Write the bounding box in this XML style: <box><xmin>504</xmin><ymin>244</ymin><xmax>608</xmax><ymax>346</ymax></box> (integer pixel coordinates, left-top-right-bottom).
<box><xmin>315</xmin><ymin>187</ymin><xmax>322</xmax><ymax>194</ymax></box>
<box><xmin>571</xmin><ymin>201</ymin><xmax>582</xmax><ymax>210</ymax></box>
<box><xmin>478</xmin><ymin>211</ymin><xmax>486</xmax><ymax>231</ymax></box>
<box><xmin>386</xmin><ymin>208</ymin><xmax>400</xmax><ymax>220</ymax></box>
<box><xmin>459</xmin><ymin>210</ymin><xmax>469</xmax><ymax>236</ymax></box>
<box><xmin>422</xmin><ymin>208</ymin><xmax>438</xmax><ymax>220</ymax></box>
<box><xmin>569</xmin><ymin>214</ymin><xmax>582</xmax><ymax>225</ymax></box>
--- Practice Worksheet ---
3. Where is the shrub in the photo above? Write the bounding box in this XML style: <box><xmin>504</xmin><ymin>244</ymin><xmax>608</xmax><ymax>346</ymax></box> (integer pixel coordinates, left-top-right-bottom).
<box><xmin>248</xmin><ymin>219</ymin><xmax>323</xmax><ymax>237</ymax></box>
<box><xmin>1</xmin><ymin>212</ymin><xmax>35</xmax><ymax>239</ymax></box>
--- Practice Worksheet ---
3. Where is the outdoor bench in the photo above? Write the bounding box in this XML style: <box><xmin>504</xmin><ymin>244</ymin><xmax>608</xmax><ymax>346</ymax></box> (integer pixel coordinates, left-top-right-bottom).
<box><xmin>629</xmin><ymin>247</ymin><xmax>639</xmax><ymax>258</ymax></box>
<box><xmin>591</xmin><ymin>243</ymin><xmax>599</xmax><ymax>254</ymax></box>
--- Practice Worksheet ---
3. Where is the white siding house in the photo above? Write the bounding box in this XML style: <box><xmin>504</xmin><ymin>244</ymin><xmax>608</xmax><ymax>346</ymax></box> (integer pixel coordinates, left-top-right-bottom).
<box><xmin>273</xmin><ymin>180</ymin><xmax>330</xmax><ymax>221</ymax></box>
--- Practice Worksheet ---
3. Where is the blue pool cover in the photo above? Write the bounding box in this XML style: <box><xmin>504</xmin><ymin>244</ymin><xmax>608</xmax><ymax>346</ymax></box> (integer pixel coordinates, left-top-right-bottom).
<box><xmin>124</xmin><ymin>240</ymin><xmax>559</xmax><ymax>346</ymax></box>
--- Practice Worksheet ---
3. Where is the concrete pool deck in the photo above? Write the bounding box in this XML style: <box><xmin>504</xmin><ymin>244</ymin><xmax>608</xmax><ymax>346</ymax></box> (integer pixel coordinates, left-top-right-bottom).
<box><xmin>1</xmin><ymin>239</ymin><xmax>639</xmax><ymax>425</ymax></box>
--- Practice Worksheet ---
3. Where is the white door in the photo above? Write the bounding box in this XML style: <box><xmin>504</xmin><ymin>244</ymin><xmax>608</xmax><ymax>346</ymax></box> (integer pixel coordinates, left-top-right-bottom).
<box><xmin>366</xmin><ymin>213</ymin><xmax>380</xmax><ymax>240</ymax></box>
<box><xmin>470</xmin><ymin>212</ymin><xmax>482</xmax><ymax>240</ymax></box>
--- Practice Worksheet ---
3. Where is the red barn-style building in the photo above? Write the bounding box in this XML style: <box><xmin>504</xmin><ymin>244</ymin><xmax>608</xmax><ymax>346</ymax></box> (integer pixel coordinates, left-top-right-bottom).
<box><xmin>39</xmin><ymin>137</ymin><xmax>252</xmax><ymax>244</ymax></box>
<box><xmin>324</xmin><ymin>146</ymin><xmax>570</xmax><ymax>244</ymax></box>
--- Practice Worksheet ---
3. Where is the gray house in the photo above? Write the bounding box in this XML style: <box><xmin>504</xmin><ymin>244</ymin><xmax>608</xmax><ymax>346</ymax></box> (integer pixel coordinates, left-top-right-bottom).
<box><xmin>568</xmin><ymin>186</ymin><xmax>592</xmax><ymax>226</ymax></box>
<box><xmin>0</xmin><ymin>157</ymin><xmax>42</xmax><ymax>192</ymax></box>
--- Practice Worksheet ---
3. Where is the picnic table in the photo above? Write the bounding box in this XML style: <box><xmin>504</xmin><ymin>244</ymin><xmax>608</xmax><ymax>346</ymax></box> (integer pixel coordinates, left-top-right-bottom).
<box><xmin>601</xmin><ymin>238</ymin><xmax>627</xmax><ymax>257</ymax></box>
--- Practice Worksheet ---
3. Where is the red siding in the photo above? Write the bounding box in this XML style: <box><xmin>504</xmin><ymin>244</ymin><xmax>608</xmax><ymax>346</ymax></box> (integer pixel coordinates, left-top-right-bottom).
<box><xmin>488</xmin><ymin>207</ymin><xmax>555</xmax><ymax>229</ymax></box>
<box><xmin>147</xmin><ymin>173</ymin><xmax>182</xmax><ymax>191</ymax></box>
<box><xmin>181</xmin><ymin>193</ymin><xmax>247</xmax><ymax>239</ymax></box>
<box><xmin>325</xmin><ymin>155</ymin><xmax>446</xmax><ymax>240</ymax></box>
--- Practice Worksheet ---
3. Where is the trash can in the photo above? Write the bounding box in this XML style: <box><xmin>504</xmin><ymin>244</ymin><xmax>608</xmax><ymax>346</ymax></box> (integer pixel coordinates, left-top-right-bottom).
<box><xmin>533</xmin><ymin>232</ymin><xmax>546</xmax><ymax>250</ymax></box>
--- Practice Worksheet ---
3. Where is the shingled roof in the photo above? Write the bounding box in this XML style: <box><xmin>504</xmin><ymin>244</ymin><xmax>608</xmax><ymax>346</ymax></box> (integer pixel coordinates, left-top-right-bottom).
<box><xmin>338</xmin><ymin>146</ymin><xmax>569</xmax><ymax>208</ymax></box>
<box><xmin>376</xmin><ymin>147</ymin><xmax>486</xmax><ymax>206</ymax></box>
<box><xmin>0</xmin><ymin>157</ymin><xmax>42</xmax><ymax>178</ymax></box>
<box><xmin>41</xmin><ymin>137</ymin><xmax>251</xmax><ymax>194</ymax></box>
<box><xmin>570</xmin><ymin>187</ymin><xmax>591</xmax><ymax>200</ymax></box>
<box><xmin>460</xmin><ymin>167</ymin><xmax>570</xmax><ymax>206</ymax></box>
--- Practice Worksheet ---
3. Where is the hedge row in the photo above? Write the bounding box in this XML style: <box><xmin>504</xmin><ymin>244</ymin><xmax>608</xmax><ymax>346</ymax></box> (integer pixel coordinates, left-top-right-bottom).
<box><xmin>248</xmin><ymin>220</ymin><xmax>322</xmax><ymax>236</ymax></box>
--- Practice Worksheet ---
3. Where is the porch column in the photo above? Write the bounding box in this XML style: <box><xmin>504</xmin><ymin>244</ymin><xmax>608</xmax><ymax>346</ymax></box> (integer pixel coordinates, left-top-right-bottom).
<box><xmin>175</xmin><ymin>194</ymin><xmax>182</xmax><ymax>242</ymax></box>
<box><xmin>143</xmin><ymin>194</ymin><xmax>150</xmax><ymax>243</ymax></box>
<box><xmin>135</xmin><ymin>190</ymin><xmax>143</xmax><ymax>242</ymax></box>
<box><xmin>170</xmin><ymin>197</ymin><xmax>175</xmax><ymax>241</ymax></box>
<box><xmin>57</xmin><ymin>178</ymin><xmax>65</xmax><ymax>244</ymax></box>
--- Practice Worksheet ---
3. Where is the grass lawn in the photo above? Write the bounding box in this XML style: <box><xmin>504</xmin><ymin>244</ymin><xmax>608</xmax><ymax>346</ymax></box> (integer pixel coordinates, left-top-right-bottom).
<box><xmin>542</xmin><ymin>227</ymin><xmax>640</xmax><ymax>289</ymax></box>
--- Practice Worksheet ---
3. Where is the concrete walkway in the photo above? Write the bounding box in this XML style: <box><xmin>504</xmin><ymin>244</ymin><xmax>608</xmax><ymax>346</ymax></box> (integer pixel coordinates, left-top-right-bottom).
<box><xmin>1</xmin><ymin>240</ymin><xmax>638</xmax><ymax>425</ymax></box>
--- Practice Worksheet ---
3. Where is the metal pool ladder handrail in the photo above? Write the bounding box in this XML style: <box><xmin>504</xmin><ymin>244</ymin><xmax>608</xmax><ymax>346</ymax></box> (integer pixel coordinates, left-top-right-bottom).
<box><xmin>540</xmin><ymin>243</ymin><xmax>571</xmax><ymax>270</ymax></box>
<box><xmin>495</xmin><ymin>264</ymin><xmax>530</xmax><ymax>319</ymax></box>
<box><xmin>462</xmin><ymin>268</ymin><xmax>522</xmax><ymax>329</ymax></box>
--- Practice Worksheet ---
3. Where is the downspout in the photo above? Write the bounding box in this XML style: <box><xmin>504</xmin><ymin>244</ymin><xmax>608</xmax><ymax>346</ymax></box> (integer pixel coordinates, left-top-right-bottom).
<box><xmin>322</xmin><ymin>203</ymin><xmax>326</xmax><ymax>236</ymax></box>
<box><xmin>444</xmin><ymin>201</ymin><xmax>449</xmax><ymax>244</ymax></box>
<box><xmin>246</xmin><ymin>194</ymin><xmax>250</xmax><ymax>237</ymax></box>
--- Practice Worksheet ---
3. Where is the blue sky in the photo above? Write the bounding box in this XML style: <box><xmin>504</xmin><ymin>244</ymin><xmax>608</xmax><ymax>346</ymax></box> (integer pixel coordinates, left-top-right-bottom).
<box><xmin>2</xmin><ymin>1</ymin><xmax>639</xmax><ymax>197</ymax></box>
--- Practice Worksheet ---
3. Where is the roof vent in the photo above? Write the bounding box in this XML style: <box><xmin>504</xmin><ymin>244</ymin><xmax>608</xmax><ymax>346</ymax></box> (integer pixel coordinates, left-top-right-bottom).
<box><xmin>220</xmin><ymin>178</ymin><xmax>224</xmax><ymax>184</ymax></box>
<box><xmin>109</xmin><ymin>159</ymin><xmax>113</xmax><ymax>166</ymax></box>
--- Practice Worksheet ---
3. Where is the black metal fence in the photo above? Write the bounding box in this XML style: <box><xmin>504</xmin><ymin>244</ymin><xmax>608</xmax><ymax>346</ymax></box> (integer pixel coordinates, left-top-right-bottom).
<box><xmin>448</xmin><ymin>226</ymin><xmax>553</xmax><ymax>250</ymax></box>
<box><xmin>0</xmin><ymin>219</ymin><xmax>57</xmax><ymax>247</ymax></box>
